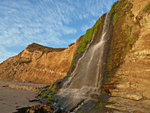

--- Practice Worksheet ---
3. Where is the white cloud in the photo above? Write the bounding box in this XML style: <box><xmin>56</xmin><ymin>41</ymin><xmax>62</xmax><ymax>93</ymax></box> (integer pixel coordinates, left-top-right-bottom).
<box><xmin>81</xmin><ymin>19</ymin><xmax>97</xmax><ymax>32</ymax></box>
<box><xmin>0</xmin><ymin>0</ymin><xmax>118</xmax><ymax>63</ymax></box>
<box><xmin>60</xmin><ymin>26</ymin><xmax>77</xmax><ymax>34</ymax></box>
<box><xmin>0</xmin><ymin>46</ymin><xmax>17</xmax><ymax>63</ymax></box>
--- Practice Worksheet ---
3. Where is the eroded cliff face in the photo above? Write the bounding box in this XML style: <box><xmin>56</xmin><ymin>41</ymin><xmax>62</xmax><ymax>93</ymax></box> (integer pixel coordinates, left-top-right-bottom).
<box><xmin>1</xmin><ymin>0</ymin><xmax>150</xmax><ymax>112</ymax></box>
<box><xmin>33</xmin><ymin>0</ymin><xmax>150</xmax><ymax>112</ymax></box>
<box><xmin>0</xmin><ymin>40</ymin><xmax>81</xmax><ymax>84</ymax></box>
<box><xmin>104</xmin><ymin>0</ymin><xmax>150</xmax><ymax>112</ymax></box>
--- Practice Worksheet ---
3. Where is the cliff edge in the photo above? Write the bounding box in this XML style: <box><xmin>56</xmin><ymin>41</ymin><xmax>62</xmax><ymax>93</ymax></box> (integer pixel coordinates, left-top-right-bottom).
<box><xmin>0</xmin><ymin>40</ymin><xmax>81</xmax><ymax>84</ymax></box>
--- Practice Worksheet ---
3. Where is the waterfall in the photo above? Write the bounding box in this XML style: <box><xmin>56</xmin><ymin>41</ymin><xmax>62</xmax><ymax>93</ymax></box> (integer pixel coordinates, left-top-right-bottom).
<box><xmin>54</xmin><ymin>12</ymin><xmax>112</xmax><ymax>111</ymax></box>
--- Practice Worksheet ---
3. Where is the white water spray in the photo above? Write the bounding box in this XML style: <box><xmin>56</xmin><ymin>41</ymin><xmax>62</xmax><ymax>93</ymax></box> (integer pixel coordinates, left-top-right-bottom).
<box><xmin>55</xmin><ymin>12</ymin><xmax>112</xmax><ymax>110</ymax></box>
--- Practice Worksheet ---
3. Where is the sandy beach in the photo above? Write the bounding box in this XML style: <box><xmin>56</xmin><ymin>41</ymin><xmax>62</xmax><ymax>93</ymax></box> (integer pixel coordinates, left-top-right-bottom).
<box><xmin>0</xmin><ymin>80</ymin><xmax>47</xmax><ymax>113</ymax></box>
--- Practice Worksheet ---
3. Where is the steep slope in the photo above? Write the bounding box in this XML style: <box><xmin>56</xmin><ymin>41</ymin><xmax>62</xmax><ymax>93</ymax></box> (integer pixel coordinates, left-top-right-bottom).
<box><xmin>104</xmin><ymin>0</ymin><xmax>150</xmax><ymax>112</ymax></box>
<box><xmin>0</xmin><ymin>41</ymin><xmax>81</xmax><ymax>84</ymax></box>
<box><xmin>36</xmin><ymin>0</ymin><xmax>150</xmax><ymax>113</ymax></box>
<box><xmin>1</xmin><ymin>0</ymin><xmax>150</xmax><ymax>112</ymax></box>
<box><xmin>51</xmin><ymin>12</ymin><xmax>113</xmax><ymax>112</ymax></box>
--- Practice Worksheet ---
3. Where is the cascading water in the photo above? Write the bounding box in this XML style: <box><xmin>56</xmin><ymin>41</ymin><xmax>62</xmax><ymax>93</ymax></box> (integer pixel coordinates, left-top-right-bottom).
<box><xmin>54</xmin><ymin>12</ymin><xmax>113</xmax><ymax>111</ymax></box>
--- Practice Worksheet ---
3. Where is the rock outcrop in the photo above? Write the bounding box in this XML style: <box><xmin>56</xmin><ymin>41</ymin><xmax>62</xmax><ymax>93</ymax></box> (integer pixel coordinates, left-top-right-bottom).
<box><xmin>0</xmin><ymin>40</ymin><xmax>82</xmax><ymax>84</ymax></box>
<box><xmin>1</xmin><ymin>0</ymin><xmax>150</xmax><ymax>112</ymax></box>
<box><xmin>104</xmin><ymin>0</ymin><xmax>150</xmax><ymax>112</ymax></box>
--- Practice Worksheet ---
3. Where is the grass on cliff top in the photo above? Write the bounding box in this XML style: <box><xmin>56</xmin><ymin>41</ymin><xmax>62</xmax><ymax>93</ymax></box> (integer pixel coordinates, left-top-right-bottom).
<box><xmin>69</xmin><ymin>15</ymin><xmax>104</xmax><ymax>74</ymax></box>
<box><xmin>113</xmin><ymin>13</ymin><xmax>119</xmax><ymax>26</ymax></box>
<box><xmin>104</xmin><ymin>0</ymin><xmax>137</xmax><ymax>81</ymax></box>
<box><xmin>110</xmin><ymin>0</ymin><xmax>130</xmax><ymax>26</ymax></box>
<box><xmin>110</xmin><ymin>0</ymin><xmax>128</xmax><ymax>15</ymax></box>
<box><xmin>143</xmin><ymin>3</ymin><xmax>150</xmax><ymax>12</ymax></box>
<box><xmin>77</xmin><ymin>16</ymin><xmax>103</xmax><ymax>54</ymax></box>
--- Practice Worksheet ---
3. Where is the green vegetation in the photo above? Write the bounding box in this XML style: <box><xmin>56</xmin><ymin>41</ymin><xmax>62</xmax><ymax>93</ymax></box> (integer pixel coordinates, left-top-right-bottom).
<box><xmin>110</xmin><ymin>1</ymin><xmax>120</xmax><ymax>15</ymax></box>
<box><xmin>49</xmin><ymin>84</ymin><xmax>56</xmax><ymax>92</ymax></box>
<box><xmin>143</xmin><ymin>3</ymin><xmax>150</xmax><ymax>12</ymax></box>
<box><xmin>16</xmin><ymin>59</ymin><xmax>32</xmax><ymax>64</ymax></box>
<box><xmin>104</xmin><ymin>69</ymin><xmax>115</xmax><ymax>75</ymax></box>
<box><xmin>130</xmin><ymin>13</ymin><xmax>134</xmax><ymax>17</ymax></box>
<box><xmin>38</xmin><ymin>89</ymin><xmax>50</xmax><ymax>98</ymax></box>
<box><xmin>110</xmin><ymin>0</ymin><xmax>132</xmax><ymax>26</ymax></box>
<box><xmin>122</xmin><ymin>1</ymin><xmax>128</xmax><ymax>8</ymax></box>
<box><xmin>69</xmin><ymin>56</ymin><xmax>76</xmax><ymax>74</ymax></box>
<box><xmin>104</xmin><ymin>0</ymin><xmax>139</xmax><ymax>84</ymax></box>
<box><xmin>104</xmin><ymin>76</ymin><xmax>109</xmax><ymax>83</ymax></box>
<box><xmin>94</xmin><ymin>103</ymin><xmax>103</xmax><ymax>109</ymax></box>
<box><xmin>106</xmin><ymin>24</ymin><xmax>138</xmax><ymax>72</ymax></box>
<box><xmin>38</xmin><ymin>84</ymin><xmax>57</xmax><ymax>104</ymax></box>
<box><xmin>110</xmin><ymin>0</ymin><xmax>134</xmax><ymax>26</ymax></box>
<box><xmin>77</xmin><ymin>111</ymin><xmax>84</xmax><ymax>113</ymax></box>
<box><xmin>77</xmin><ymin>28</ymin><xmax>94</xmax><ymax>54</ymax></box>
<box><xmin>77</xmin><ymin>16</ymin><xmax>104</xmax><ymax>54</ymax></box>
<box><xmin>110</xmin><ymin>0</ymin><xmax>128</xmax><ymax>15</ymax></box>
<box><xmin>113</xmin><ymin>13</ymin><xmax>118</xmax><ymax>26</ymax></box>
<box><xmin>69</xmin><ymin>15</ymin><xmax>105</xmax><ymax>74</ymax></box>
<box><xmin>104</xmin><ymin>68</ymin><xmax>117</xmax><ymax>82</ymax></box>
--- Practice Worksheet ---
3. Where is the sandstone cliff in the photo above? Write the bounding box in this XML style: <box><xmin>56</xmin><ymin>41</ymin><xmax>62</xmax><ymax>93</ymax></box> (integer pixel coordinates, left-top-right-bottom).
<box><xmin>104</xmin><ymin>0</ymin><xmax>150</xmax><ymax>112</ymax></box>
<box><xmin>0</xmin><ymin>40</ymin><xmax>81</xmax><ymax>84</ymax></box>
<box><xmin>1</xmin><ymin>0</ymin><xmax>150</xmax><ymax>112</ymax></box>
<box><xmin>41</xmin><ymin>0</ymin><xmax>150</xmax><ymax>112</ymax></box>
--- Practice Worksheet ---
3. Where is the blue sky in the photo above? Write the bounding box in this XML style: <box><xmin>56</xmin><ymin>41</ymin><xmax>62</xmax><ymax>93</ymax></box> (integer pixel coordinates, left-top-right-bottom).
<box><xmin>0</xmin><ymin>0</ymin><xmax>118</xmax><ymax>63</ymax></box>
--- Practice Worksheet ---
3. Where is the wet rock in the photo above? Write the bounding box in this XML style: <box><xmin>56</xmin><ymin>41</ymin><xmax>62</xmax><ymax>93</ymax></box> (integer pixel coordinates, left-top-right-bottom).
<box><xmin>76</xmin><ymin>100</ymin><xmax>96</xmax><ymax>111</ymax></box>
<box><xmin>15</xmin><ymin>105</ymin><xmax>67</xmax><ymax>113</ymax></box>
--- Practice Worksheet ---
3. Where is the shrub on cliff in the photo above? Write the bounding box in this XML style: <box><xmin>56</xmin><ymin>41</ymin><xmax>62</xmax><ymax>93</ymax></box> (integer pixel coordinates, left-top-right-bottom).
<box><xmin>143</xmin><ymin>3</ymin><xmax>150</xmax><ymax>12</ymax></box>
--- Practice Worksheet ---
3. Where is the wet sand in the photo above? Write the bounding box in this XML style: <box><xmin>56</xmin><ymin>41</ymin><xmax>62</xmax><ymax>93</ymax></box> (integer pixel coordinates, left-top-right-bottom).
<box><xmin>0</xmin><ymin>80</ymin><xmax>47</xmax><ymax>113</ymax></box>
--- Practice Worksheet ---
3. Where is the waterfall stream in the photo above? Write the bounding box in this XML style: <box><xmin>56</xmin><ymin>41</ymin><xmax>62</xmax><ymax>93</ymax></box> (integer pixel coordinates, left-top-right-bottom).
<box><xmin>54</xmin><ymin>12</ymin><xmax>112</xmax><ymax>111</ymax></box>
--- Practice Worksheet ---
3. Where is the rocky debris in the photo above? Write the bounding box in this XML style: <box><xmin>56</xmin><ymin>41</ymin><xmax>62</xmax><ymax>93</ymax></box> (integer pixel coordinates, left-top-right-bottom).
<box><xmin>0</xmin><ymin>80</ymin><xmax>46</xmax><ymax>92</ymax></box>
<box><xmin>0</xmin><ymin>0</ymin><xmax>150</xmax><ymax>113</ymax></box>
<box><xmin>8</xmin><ymin>84</ymin><xmax>39</xmax><ymax>92</ymax></box>
<box><xmin>15</xmin><ymin>105</ymin><xmax>69</xmax><ymax>113</ymax></box>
